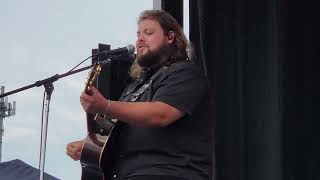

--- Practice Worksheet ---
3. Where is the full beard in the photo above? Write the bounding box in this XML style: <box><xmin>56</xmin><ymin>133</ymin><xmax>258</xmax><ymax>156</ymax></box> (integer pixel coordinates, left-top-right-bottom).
<box><xmin>137</xmin><ymin>44</ymin><xmax>170</xmax><ymax>68</ymax></box>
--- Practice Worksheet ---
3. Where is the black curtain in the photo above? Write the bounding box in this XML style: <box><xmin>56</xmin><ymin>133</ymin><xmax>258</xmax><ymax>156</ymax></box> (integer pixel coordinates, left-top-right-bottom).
<box><xmin>187</xmin><ymin>0</ymin><xmax>320</xmax><ymax>180</ymax></box>
<box><xmin>161</xmin><ymin>0</ymin><xmax>184</xmax><ymax>27</ymax></box>
<box><xmin>282</xmin><ymin>1</ymin><xmax>320</xmax><ymax>179</ymax></box>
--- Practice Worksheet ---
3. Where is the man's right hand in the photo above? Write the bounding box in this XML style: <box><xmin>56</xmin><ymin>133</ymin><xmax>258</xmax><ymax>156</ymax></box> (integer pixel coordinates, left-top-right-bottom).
<box><xmin>66</xmin><ymin>140</ymin><xmax>84</xmax><ymax>161</ymax></box>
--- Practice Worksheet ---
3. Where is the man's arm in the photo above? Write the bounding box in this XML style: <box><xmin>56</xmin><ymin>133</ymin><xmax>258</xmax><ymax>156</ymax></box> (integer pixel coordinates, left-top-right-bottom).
<box><xmin>81</xmin><ymin>86</ymin><xmax>185</xmax><ymax>127</ymax></box>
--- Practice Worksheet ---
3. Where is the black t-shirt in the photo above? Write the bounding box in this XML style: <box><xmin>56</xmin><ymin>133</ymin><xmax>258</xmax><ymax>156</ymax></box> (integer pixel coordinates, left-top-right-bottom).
<box><xmin>112</xmin><ymin>61</ymin><xmax>213</xmax><ymax>180</ymax></box>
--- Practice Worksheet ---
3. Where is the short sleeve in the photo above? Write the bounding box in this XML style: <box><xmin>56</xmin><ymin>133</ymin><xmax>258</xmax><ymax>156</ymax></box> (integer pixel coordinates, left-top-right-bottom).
<box><xmin>152</xmin><ymin>62</ymin><xmax>208</xmax><ymax>115</ymax></box>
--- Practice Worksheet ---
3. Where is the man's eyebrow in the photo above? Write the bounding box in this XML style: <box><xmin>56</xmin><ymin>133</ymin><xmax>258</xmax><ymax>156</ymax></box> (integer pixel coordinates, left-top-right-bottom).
<box><xmin>137</xmin><ymin>28</ymin><xmax>154</xmax><ymax>33</ymax></box>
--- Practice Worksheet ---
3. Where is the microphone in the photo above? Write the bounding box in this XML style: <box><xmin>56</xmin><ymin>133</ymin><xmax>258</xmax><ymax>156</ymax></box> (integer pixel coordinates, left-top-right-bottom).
<box><xmin>96</xmin><ymin>44</ymin><xmax>135</xmax><ymax>57</ymax></box>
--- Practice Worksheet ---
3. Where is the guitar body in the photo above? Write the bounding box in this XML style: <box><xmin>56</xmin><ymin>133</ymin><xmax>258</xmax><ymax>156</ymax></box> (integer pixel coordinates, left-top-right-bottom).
<box><xmin>80</xmin><ymin>113</ymin><xmax>118</xmax><ymax>180</ymax></box>
<box><xmin>80</xmin><ymin>133</ymin><xmax>107</xmax><ymax>180</ymax></box>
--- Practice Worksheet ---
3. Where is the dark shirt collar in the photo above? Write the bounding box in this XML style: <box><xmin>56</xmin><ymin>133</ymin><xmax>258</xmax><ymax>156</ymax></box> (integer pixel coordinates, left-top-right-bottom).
<box><xmin>139</xmin><ymin>65</ymin><xmax>161</xmax><ymax>84</ymax></box>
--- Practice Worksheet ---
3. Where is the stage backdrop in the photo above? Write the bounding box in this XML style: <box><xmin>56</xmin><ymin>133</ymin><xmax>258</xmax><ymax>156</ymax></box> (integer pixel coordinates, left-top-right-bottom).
<box><xmin>163</xmin><ymin>0</ymin><xmax>319</xmax><ymax>180</ymax></box>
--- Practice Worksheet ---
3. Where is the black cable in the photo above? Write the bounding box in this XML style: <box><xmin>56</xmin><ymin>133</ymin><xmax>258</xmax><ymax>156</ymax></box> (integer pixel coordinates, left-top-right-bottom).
<box><xmin>66</xmin><ymin>54</ymin><xmax>94</xmax><ymax>73</ymax></box>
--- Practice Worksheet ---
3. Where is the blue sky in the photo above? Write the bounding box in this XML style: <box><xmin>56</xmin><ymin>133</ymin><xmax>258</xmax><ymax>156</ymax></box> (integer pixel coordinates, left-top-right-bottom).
<box><xmin>0</xmin><ymin>1</ymin><xmax>189</xmax><ymax>179</ymax></box>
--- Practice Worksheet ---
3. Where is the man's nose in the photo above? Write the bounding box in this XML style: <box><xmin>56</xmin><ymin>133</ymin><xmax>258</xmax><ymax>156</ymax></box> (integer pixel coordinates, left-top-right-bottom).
<box><xmin>137</xmin><ymin>34</ymin><xmax>145</xmax><ymax>42</ymax></box>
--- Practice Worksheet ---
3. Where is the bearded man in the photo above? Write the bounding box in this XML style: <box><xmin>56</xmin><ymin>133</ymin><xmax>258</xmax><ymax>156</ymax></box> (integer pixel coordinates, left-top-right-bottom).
<box><xmin>67</xmin><ymin>10</ymin><xmax>213</xmax><ymax>180</ymax></box>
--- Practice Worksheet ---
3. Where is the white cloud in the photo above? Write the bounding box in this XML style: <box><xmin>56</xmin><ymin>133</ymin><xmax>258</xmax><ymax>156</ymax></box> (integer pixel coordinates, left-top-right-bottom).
<box><xmin>2</xmin><ymin>126</ymin><xmax>37</xmax><ymax>141</ymax></box>
<box><xmin>60</xmin><ymin>76</ymin><xmax>88</xmax><ymax>92</ymax></box>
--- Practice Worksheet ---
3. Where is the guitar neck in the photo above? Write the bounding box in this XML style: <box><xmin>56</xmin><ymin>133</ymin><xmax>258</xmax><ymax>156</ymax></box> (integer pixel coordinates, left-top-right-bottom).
<box><xmin>83</xmin><ymin>63</ymin><xmax>102</xmax><ymax>134</ymax></box>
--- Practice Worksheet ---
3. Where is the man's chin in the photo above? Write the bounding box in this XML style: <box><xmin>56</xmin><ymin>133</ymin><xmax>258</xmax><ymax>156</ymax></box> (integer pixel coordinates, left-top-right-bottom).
<box><xmin>137</xmin><ymin>52</ymin><xmax>161</xmax><ymax>68</ymax></box>
<box><xmin>138</xmin><ymin>47</ymin><xmax>148</xmax><ymax>55</ymax></box>
<box><xmin>137</xmin><ymin>52</ymin><xmax>145</xmax><ymax>59</ymax></box>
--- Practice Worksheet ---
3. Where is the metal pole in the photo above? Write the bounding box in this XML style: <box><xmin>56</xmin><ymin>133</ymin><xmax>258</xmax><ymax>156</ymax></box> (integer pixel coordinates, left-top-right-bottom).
<box><xmin>39</xmin><ymin>83</ymin><xmax>53</xmax><ymax>180</ymax></box>
<box><xmin>0</xmin><ymin>86</ymin><xmax>17</xmax><ymax>163</ymax></box>
<box><xmin>0</xmin><ymin>115</ymin><xmax>4</xmax><ymax>163</ymax></box>
<box><xmin>153</xmin><ymin>0</ymin><xmax>162</xmax><ymax>10</ymax></box>
<box><xmin>0</xmin><ymin>86</ymin><xmax>6</xmax><ymax>163</ymax></box>
<box><xmin>0</xmin><ymin>86</ymin><xmax>5</xmax><ymax>163</ymax></box>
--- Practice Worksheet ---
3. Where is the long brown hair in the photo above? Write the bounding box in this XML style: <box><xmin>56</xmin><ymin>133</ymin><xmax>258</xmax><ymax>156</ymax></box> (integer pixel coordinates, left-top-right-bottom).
<box><xmin>130</xmin><ymin>10</ymin><xmax>194</xmax><ymax>79</ymax></box>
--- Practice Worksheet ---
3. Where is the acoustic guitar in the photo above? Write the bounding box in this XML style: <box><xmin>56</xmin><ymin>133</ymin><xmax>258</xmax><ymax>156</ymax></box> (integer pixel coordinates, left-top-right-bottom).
<box><xmin>80</xmin><ymin>63</ymin><xmax>118</xmax><ymax>180</ymax></box>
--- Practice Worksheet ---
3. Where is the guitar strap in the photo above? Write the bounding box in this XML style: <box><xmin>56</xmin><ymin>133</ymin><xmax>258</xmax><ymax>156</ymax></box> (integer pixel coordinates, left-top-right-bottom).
<box><xmin>126</xmin><ymin>67</ymin><xmax>165</xmax><ymax>102</ymax></box>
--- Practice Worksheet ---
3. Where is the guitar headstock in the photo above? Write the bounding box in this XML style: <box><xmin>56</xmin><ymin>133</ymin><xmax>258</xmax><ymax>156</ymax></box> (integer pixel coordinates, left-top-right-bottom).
<box><xmin>85</xmin><ymin>64</ymin><xmax>102</xmax><ymax>94</ymax></box>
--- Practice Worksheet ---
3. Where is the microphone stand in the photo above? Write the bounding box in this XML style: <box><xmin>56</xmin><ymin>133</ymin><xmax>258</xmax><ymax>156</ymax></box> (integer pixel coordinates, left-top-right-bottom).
<box><xmin>0</xmin><ymin>59</ymin><xmax>111</xmax><ymax>180</ymax></box>
<box><xmin>39</xmin><ymin>81</ymin><xmax>53</xmax><ymax>180</ymax></box>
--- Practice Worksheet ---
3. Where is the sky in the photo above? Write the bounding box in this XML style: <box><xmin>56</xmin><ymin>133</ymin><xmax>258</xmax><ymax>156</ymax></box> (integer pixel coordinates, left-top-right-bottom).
<box><xmin>0</xmin><ymin>1</ymin><xmax>189</xmax><ymax>179</ymax></box>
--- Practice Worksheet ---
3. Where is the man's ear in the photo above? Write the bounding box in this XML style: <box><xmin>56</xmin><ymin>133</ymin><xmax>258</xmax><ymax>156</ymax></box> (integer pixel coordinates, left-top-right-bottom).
<box><xmin>167</xmin><ymin>31</ymin><xmax>175</xmax><ymax>44</ymax></box>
